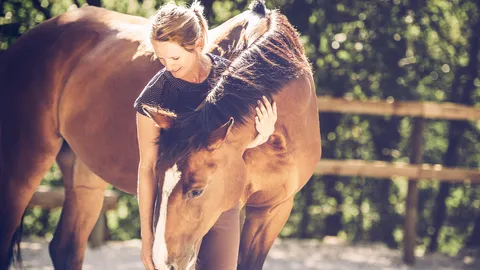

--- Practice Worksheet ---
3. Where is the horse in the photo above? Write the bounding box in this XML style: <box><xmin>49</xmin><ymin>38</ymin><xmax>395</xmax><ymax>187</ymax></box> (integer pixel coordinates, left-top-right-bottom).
<box><xmin>0</xmin><ymin>1</ymin><xmax>321</xmax><ymax>269</ymax></box>
<box><xmin>142</xmin><ymin>5</ymin><xmax>321</xmax><ymax>270</ymax></box>
<box><xmin>0</xmin><ymin>1</ymin><xmax>282</xmax><ymax>269</ymax></box>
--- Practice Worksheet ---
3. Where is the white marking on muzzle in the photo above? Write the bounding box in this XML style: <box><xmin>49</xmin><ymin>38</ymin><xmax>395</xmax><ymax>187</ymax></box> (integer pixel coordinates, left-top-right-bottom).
<box><xmin>152</xmin><ymin>165</ymin><xmax>181</xmax><ymax>269</ymax></box>
<box><xmin>186</xmin><ymin>256</ymin><xmax>197</xmax><ymax>270</ymax></box>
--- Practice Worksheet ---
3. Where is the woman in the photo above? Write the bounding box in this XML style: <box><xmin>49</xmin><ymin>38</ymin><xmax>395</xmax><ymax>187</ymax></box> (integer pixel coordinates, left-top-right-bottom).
<box><xmin>133</xmin><ymin>1</ymin><xmax>277</xmax><ymax>269</ymax></box>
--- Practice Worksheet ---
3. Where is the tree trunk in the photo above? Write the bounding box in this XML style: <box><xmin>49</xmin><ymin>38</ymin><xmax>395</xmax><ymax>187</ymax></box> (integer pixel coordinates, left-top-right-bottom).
<box><xmin>202</xmin><ymin>0</ymin><xmax>215</xmax><ymax>22</ymax></box>
<box><xmin>466</xmin><ymin>213</ymin><xmax>480</xmax><ymax>248</ymax></box>
<box><xmin>324</xmin><ymin>175</ymin><xmax>343</xmax><ymax>236</ymax></box>
<box><xmin>32</xmin><ymin>0</ymin><xmax>51</xmax><ymax>19</ymax></box>
<box><xmin>39</xmin><ymin>210</ymin><xmax>50</xmax><ymax>236</ymax></box>
<box><xmin>86</xmin><ymin>0</ymin><xmax>101</xmax><ymax>7</ymax></box>
<box><xmin>369</xmin><ymin>118</ymin><xmax>400</xmax><ymax>248</ymax></box>
<box><xmin>428</xmin><ymin>182</ymin><xmax>451</xmax><ymax>252</ymax></box>
<box><xmin>299</xmin><ymin>177</ymin><xmax>315</xmax><ymax>238</ymax></box>
<box><xmin>428</xmin><ymin>11</ymin><xmax>479</xmax><ymax>252</ymax></box>
<box><xmin>319</xmin><ymin>114</ymin><xmax>344</xmax><ymax>237</ymax></box>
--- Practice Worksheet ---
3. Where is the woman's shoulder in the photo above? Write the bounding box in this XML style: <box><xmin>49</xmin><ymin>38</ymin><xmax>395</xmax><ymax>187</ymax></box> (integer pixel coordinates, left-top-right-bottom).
<box><xmin>133</xmin><ymin>68</ymin><xmax>170</xmax><ymax>116</ymax></box>
<box><xmin>145</xmin><ymin>68</ymin><xmax>167</xmax><ymax>90</ymax></box>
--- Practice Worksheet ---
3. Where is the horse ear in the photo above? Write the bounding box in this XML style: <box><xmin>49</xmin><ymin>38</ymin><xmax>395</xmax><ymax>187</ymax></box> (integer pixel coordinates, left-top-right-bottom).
<box><xmin>142</xmin><ymin>105</ymin><xmax>177</xmax><ymax>129</ymax></box>
<box><xmin>207</xmin><ymin>118</ymin><xmax>235</xmax><ymax>150</ymax></box>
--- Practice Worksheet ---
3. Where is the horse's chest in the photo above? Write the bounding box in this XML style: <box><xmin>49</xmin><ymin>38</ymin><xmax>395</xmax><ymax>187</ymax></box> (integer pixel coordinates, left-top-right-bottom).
<box><xmin>243</xmin><ymin>146</ymin><xmax>298</xmax><ymax>206</ymax></box>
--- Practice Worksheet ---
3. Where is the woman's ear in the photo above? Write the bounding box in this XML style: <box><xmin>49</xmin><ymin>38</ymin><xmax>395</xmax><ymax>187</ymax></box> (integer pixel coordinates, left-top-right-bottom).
<box><xmin>195</xmin><ymin>38</ymin><xmax>205</xmax><ymax>53</ymax></box>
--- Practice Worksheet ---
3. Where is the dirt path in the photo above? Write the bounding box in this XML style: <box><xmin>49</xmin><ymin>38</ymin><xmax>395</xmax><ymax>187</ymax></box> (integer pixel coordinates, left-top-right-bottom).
<box><xmin>10</xmin><ymin>238</ymin><xmax>479</xmax><ymax>269</ymax></box>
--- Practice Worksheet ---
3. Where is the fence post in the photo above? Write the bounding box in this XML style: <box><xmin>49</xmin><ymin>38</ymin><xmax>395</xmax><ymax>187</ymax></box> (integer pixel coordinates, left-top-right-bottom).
<box><xmin>403</xmin><ymin>117</ymin><xmax>426</xmax><ymax>264</ymax></box>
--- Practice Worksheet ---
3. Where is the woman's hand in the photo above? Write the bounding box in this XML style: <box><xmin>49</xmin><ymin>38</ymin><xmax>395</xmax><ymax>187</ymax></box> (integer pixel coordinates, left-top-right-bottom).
<box><xmin>141</xmin><ymin>235</ymin><xmax>155</xmax><ymax>270</ymax></box>
<box><xmin>255</xmin><ymin>96</ymin><xmax>277</xmax><ymax>139</ymax></box>
<box><xmin>247</xmin><ymin>96</ymin><xmax>277</xmax><ymax>149</ymax></box>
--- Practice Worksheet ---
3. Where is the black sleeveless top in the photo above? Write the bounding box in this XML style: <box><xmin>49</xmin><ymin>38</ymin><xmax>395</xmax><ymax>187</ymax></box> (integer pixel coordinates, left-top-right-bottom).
<box><xmin>134</xmin><ymin>53</ymin><xmax>230</xmax><ymax>116</ymax></box>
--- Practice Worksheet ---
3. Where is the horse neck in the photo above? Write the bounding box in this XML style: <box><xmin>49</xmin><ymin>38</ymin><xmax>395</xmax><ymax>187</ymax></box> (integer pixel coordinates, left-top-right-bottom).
<box><xmin>206</xmin><ymin>15</ymin><xmax>249</xmax><ymax>59</ymax></box>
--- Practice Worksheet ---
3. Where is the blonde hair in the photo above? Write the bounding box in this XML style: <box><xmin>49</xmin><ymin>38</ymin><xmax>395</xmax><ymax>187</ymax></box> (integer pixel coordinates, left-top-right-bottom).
<box><xmin>150</xmin><ymin>1</ymin><xmax>208</xmax><ymax>52</ymax></box>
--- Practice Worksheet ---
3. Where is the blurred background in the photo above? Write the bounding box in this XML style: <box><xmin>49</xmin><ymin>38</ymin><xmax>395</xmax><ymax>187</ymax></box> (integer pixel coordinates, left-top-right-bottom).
<box><xmin>1</xmin><ymin>0</ymin><xmax>479</xmax><ymax>259</ymax></box>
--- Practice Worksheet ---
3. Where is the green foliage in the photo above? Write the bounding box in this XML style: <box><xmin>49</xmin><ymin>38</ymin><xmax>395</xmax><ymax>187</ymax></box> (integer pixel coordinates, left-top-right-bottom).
<box><xmin>2</xmin><ymin>0</ymin><xmax>479</xmax><ymax>257</ymax></box>
<box><xmin>23</xmin><ymin>164</ymin><xmax>62</xmax><ymax>239</ymax></box>
<box><xmin>106</xmin><ymin>190</ymin><xmax>141</xmax><ymax>241</ymax></box>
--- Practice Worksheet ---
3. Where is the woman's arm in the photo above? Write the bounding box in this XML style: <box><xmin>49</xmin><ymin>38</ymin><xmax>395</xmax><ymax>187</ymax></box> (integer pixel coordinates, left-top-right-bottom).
<box><xmin>136</xmin><ymin>112</ymin><xmax>161</xmax><ymax>270</ymax></box>
<box><xmin>247</xmin><ymin>96</ymin><xmax>277</xmax><ymax>149</ymax></box>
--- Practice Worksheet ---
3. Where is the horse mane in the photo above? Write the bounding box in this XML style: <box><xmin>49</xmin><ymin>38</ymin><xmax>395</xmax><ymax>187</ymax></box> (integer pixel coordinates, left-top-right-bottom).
<box><xmin>158</xmin><ymin>7</ymin><xmax>311</xmax><ymax>165</ymax></box>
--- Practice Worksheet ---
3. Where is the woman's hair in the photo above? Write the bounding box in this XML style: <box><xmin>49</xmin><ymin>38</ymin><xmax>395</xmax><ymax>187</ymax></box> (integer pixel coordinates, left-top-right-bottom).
<box><xmin>150</xmin><ymin>0</ymin><xmax>208</xmax><ymax>52</ymax></box>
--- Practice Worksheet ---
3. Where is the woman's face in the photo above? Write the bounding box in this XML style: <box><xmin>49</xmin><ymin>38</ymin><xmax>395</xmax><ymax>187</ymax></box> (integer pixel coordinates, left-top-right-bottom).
<box><xmin>151</xmin><ymin>40</ymin><xmax>200</xmax><ymax>80</ymax></box>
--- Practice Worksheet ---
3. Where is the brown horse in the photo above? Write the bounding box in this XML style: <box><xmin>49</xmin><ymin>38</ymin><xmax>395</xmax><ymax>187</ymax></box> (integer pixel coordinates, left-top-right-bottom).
<box><xmin>0</xmin><ymin>1</ymin><xmax>274</xmax><ymax>269</ymax></box>
<box><xmin>0</xmin><ymin>1</ymin><xmax>320</xmax><ymax>269</ymax></box>
<box><xmin>143</xmin><ymin>6</ymin><xmax>321</xmax><ymax>270</ymax></box>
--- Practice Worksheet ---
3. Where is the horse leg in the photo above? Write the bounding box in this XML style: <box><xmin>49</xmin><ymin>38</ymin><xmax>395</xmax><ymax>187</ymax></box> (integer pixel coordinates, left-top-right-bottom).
<box><xmin>49</xmin><ymin>144</ymin><xmax>108</xmax><ymax>270</ymax></box>
<box><xmin>0</xmin><ymin>124</ymin><xmax>63</xmax><ymax>269</ymax></box>
<box><xmin>238</xmin><ymin>198</ymin><xmax>294</xmax><ymax>270</ymax></box>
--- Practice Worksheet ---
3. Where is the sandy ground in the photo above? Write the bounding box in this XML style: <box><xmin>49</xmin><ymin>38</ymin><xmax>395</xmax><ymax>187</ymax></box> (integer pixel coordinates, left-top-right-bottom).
<box><xmin>10</xmin><ymin>237</ymin><xmax>480</xmax><ymax>270</ymax></box>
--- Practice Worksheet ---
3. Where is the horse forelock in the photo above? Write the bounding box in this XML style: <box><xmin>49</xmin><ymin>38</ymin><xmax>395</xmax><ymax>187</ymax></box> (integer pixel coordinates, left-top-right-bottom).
<box><xmin>158</xmin><ymin>10</ymin><xmax>311</xmax><ymax>165</ymax></box>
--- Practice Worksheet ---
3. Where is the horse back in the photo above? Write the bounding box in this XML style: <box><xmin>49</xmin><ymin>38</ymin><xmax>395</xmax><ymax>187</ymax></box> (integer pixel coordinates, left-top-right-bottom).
<box><xmin>0</xmin><ymin>6</ymin><xmax>149</xmax><ymax>131</ymax></box>
<box><xmin>0</xmin><ymin>7</ymin><xmax>158</xmax><ymax>193</ymax></box>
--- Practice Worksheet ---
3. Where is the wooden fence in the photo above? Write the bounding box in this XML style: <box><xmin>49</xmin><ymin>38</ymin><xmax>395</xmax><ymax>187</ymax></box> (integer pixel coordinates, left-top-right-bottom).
<box><xmin>28</xmin><ymin>186</ymin><xmax>119</xmax><ymax>247</ymax></box>
<box><xmin>315</xmin><ymin>96</ymin><xmax>480</xmax><ymax>264</ymax></box>
<box><xmin>28</xmin><ymin>96</ymin><xmax>480</xmax><ymax>263</ymax></box>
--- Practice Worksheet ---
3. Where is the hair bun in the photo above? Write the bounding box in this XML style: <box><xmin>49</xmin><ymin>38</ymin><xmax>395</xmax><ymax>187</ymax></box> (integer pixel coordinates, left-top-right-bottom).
<box><xmin>190</xmin><ymin>0</ymin><xmax>204</xmax><ymax>15</ymax></box>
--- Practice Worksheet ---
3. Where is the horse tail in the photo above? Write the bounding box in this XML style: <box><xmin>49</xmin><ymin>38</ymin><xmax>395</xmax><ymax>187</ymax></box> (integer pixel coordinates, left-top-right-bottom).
<box><xmin>9</xmin><ymin>213</ymin><xmax>25</xmax><ymax>269</ymax></box>
<box><xmin>0</xmin><ymin>45</ymin><xmax>4</xmax><ymax>190</ymax></box>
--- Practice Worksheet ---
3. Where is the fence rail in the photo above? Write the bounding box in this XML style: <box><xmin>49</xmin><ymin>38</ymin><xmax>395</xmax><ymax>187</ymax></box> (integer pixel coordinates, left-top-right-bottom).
<box><xmin>315</xmin><ymin>96</ymin><xmax>480</xmax><ymax>264</ymax></box>
<box><xmin>315</xmin><ymin>159</ymin><xmax>480</xmax><ymax>183</ymax></box>
<box><xmin>317</xmin><ymin>96</ymin><xmax>480</xmax><ymax>120</ymax></box>
<box><xmin>29</xmin><ymin>186</ymin><xmax>119</xmax><ymax>211</ymax></box>
<box><xmin>28</xmin><ymin>186</ymin><xmax>119</xmax><ymax>247</ymax></box>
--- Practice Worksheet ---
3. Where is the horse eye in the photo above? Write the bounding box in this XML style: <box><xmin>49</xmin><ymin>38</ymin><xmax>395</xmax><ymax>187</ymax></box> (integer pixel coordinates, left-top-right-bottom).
<box><xmin>187</xmin><ymin>189</ymin><xmax>204</xmax><ymax>199</ymax></box>
<box><xmin>206</xmin><ymin>163</ymin><xmax>216</xmax><ymax>169</ymax></box>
